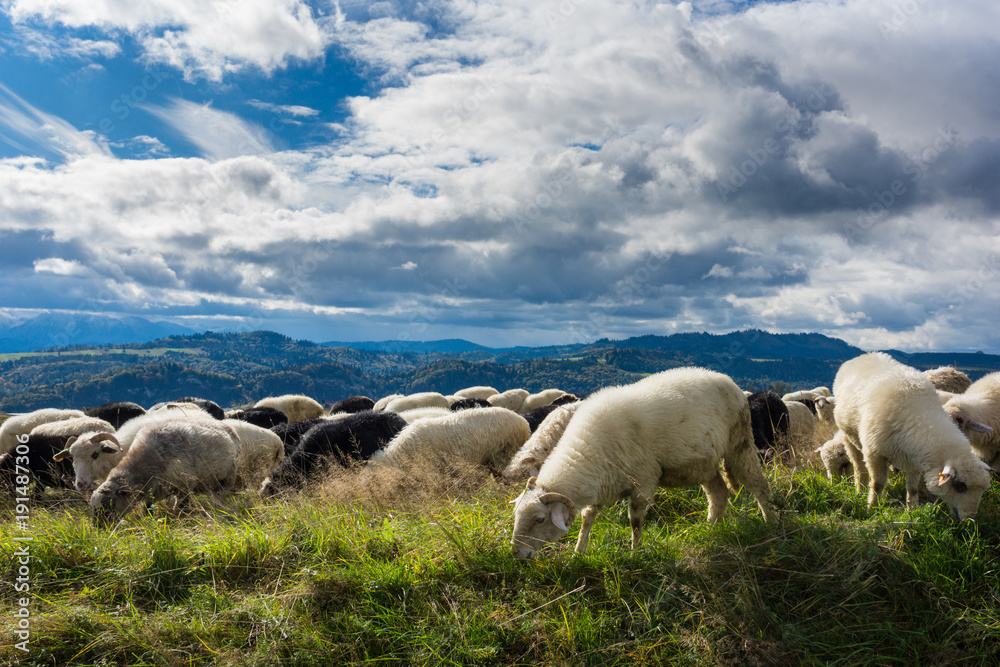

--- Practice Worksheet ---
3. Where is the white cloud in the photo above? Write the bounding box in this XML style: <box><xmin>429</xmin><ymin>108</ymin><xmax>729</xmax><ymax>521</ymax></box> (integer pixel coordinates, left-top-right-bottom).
<box><xmin>0</xmin><ymin>81</ymin><xmax>112</xmax><ymax>159</ymax></box>
<box><xmin>34</xmin><ymin>257</ymin><xmax>89</xmax><ymax>276</ymax></box>
<box><xmin>145</xmin><ymin>98</ymin><xmax>274</xmax><ymax>160</ymax></box>
<box><xmin>247</xmin><ymin>100</ymin><xmax>320</xmax><ymax>117</ymax></box>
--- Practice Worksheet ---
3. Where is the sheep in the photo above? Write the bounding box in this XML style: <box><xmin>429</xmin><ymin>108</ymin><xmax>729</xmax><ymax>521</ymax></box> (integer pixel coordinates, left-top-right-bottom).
<box><xmin>372</xmin><ymin>394</ymin><xmax>404</xmax><ymax>411</ymax></box>
<box><xmin>810</xmin><ymin>386</ymin><xmax>832</xmax><ymax>398</ymax></box>
<box><xmin>32</xmin><ymin>416</ymin><xmax>115</xmax><ymax>440</ymax></box>
<box><xmin>221</xmin><ymin>419</ymin><xmax>285</xmax><ymax>487</ymax></box>
<box><xmin>781</xmin><ymin>391</ymin><xmax>817</xmax><ymax>415</ymax></box>
<box><xmin>61</xmin><ymin>407</ymin><xmax>218</xmax><ymax>494</ymax></box>
<box><xmin>0</xmin><ymin>433</ymin><xmax>78</xmax><ymax>495</ymax></box>
<box><xmin>520</xmin><ymin>389</ymin><xmax>569</xmax><ymax>414</ymax></box>
<box><xmin>270</xmin><ymin>417</ymin><xmax>326</xmax><ymax>457</ymax></box>
<box><xmin>814</xmin><ymin>395</ymin><xmax>836</xmax><ymax>423</ymax></box>
<box><xmin>549</xmin><ymin>393</ymin><xmax>581</xmax><ymax>407</ymax></box>
<box><xmin>225</xmin><ymin>406</ymin><xmax>289</xmax><ymax>429</ymax></box>
<box><xmin>377</xmin><ymin>407</ymin><xmax>531</xmax><ymax>470</ymax></box>
<box><xmin>260</xmin><ymin>411</ymin><xmax>407</xmax><ymax>496</ymax></box>
<box><xmin>747</xmin><ymin>391</ymin><xmax>790</xmax><ymax>459</ymax></box>
<box><xmin>450</xmin><ymin>397</ymin><xmax>492</xmax><ymax>411</ymax></box>
<box><xmin>781</xmin><ymin>400</ymin><xmax>816</xmax><ymax>456</ymax></box>
<box><xmin>84</xmin><ymin>401</ymin><xmax>146</xmax><ymax>429</ymax></box>
<box><xmin>149</xmin><ymin>397</ymin><xmax>225</xmax><ymax>420</ymax></box>
<box><xmin>253</xmin><ymin>394</ymin><xmax>324</xmax><ymax>422</ymax></box>
<box><xmin>0</xmin><ymin>408</ymin><xmax>87</xmax><ymax>455</ymax></box>
<box><xmin>454</xmin><ymin>386</ymin><xmax>499</xmax><ymax>400</ymax></box>
<box><xmin>511</xmin><ymin>367</ymin><xmax>776</xmax><ymax>559</ymax></box>
<box><xmin>89</xmin><ymin>419</ymin><xmax>240</xmax><ymax>526</ymax></box>
<box><xmin>398</xmin><ymin>406</ymin><xmax>453</xmax><ymax>423</ymax></box>
<box><xmin>833</xmin><ymin>352</ymin><xmax>991</xmax><ymax>520</ymax></box>
<box><xmin>942</xmin><ymin>372</ymin><xmax>1000</xmax><ymax>468</ymax></box>
<box><xmin>816</xmin><ymin>431</ymin><xmax>852</xmax><ymax>480</ymax></box>
<box><xmin>521</xmin><ymin>405</ymin><xmax>561</xmax><ymax>433</ymax></box>
<box><xmin>487</xmin><ymin>388</ymin><xmax>530</xmax><ymax>412</ymax></box>
<box><xmin>384</xmin><ymin>392</ymin><xmax>452</xmax><ymax>413</ymax></box>
<box><xmin>504</xmin><ymin>402</ymin><xmax>581</xmax><ymax>482</ymax></box>
<box><xmin>328</xmin><ymin>396</ymin><xmax>376</xmax><ymax>414</ymax></box>
<box><xmin>923</xmin><ymin>367</ymin><xmax>972</xmax><ymax>394</ymax></box>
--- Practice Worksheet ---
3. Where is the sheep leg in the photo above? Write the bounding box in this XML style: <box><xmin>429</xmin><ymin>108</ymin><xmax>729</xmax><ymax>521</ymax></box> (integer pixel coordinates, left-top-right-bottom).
<box><xmin>865</xmin><ymin>455</ymin><xmax>889</xmax><ymax>507</ymax></box>
<box><xmin>574</xmin><ymin>505</ymin><xmax>601</xmax><ymax>554</ymax></box>
<box><xmin>843</xmin><ymin>440</ymin><xmax>868</xmax><ymax>492</ymax></box>
<box><xmin>702</xmin><ymin>471</ymin><xmax>729</xmax><ymax>523</ymax></box>
<box><xmin>905</xmin><ymin>471</ymin><xmax>922</xmax><ymax>509</ymax></box>
<box><xmin>628</xmin><ymin>492</ymin><xmax>653</xmax><ymax>549</ymax></box>
<box><xmin>723</xmin><ymin>445</ymin><xmax>778</xmax><ymax>523</ymax></box>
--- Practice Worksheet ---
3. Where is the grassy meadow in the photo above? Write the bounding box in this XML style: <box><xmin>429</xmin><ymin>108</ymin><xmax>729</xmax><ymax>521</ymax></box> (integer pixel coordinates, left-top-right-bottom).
<box><xmin>2</xmin><ymin>419</ymin><xmax>1000</xmax><ymax>666</ymax></box>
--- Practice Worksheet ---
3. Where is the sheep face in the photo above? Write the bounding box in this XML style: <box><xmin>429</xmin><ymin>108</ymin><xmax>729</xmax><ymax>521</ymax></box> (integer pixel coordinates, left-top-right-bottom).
<box><xmin>54</xmin><ymin>432</ymin><xmax>121</xmax><ymax>494</ymax></box>
<box><xmin>924</xmin><ymin>456</ymin><xmax>992</xmax><ymax>521</ymax></box>
<box><xmin>90</xmin><ymin>479</ymin><xmax>140</xmax><ymax>527</ymax></box>
<box><xmin>510</xmin><ymin>478</ymin><xmax>577</xmax><ymax>559</ymax></box>
<box><xmin>817</xmin><ymin>439</ymin><xmax>851</xmax><ymax>480</ymax></box>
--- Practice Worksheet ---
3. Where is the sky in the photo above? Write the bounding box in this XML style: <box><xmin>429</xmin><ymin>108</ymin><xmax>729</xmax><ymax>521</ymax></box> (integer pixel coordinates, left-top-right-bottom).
<box><xmin>0</xmin><ymin>0</ymin><xmax>998</xmax><ymax>352</ymax></box>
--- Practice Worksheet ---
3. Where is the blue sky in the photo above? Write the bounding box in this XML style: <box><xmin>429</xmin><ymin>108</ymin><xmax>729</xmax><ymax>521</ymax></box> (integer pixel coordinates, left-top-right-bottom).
<box><xmin>0</xmin><ymin>0</ymin><xmax>998</xmax><ymax>352</ymax></box>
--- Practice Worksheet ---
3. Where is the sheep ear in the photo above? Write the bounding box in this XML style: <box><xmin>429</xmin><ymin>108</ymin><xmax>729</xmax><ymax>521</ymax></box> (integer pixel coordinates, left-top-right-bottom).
<box><xmin>100</xmin><ymin>443</ymin><xmax>120</xmax><ymax>454</ymax></box>
<box><xmin>522</xmin><ymin>456</ymin><xmax>536</xmax><ymax>464</ymax></box>
<box><xmin>551</xmin><ymin>503</ymin><xmax>568</xmax><ymax>532</ymax></box>
<box><xmin>52</xmin><ymin>448</ymin><xmax>71</xmax><ymax>462</ymax></box>
<box><xmin>939</xmin><ymin>463</ymin><xmax>957</xmax><ymax>485</ymax></box>
<box><xmin>967</xmin><ymin>420</ymin><xmax>993</xmax><ymax>433</ymax></box>
<box><xmin>526</xmin><ymin>476</ymin><xmax>537</xmax><ymax>490</ymax></box>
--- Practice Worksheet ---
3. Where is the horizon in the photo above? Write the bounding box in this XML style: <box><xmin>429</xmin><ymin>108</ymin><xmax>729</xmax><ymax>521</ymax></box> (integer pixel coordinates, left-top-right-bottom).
<box><xmin>1</xmin><ymin>1</ymin><xmax>998</xmax><ymax>354</ymax></box>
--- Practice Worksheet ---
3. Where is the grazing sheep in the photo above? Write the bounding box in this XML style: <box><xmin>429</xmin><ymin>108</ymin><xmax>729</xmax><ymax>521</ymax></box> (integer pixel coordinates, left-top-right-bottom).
<box><xmin>89</xmin><ymin>419</ymin><xmax>240</xmax><ymax>526</ymax></box>
<box><xmin>450</xmin><ymin>397</ymin><xmax>492</xmax><ymax>411</ymax></box>
<box><xmin>328</xmin><ymin>396</ymin><xmax>376</xmax><ymax>414</ymax></box>
<box><xmin>816</xmin><ymin>431</ymin><xmax>852</xmax><ymax>480</ymax></box>
<box><xmin>384</xmin><ymin>392</ymin><xmax>452</xmax><ymax>413</ymax></box>
<box><xmin>149</xmin><ymin>397</ymin><xmax>225</xmax><ymax>420</ymax></box>
<box><xmin>372</xmin><ymin>394</ymin><xmax>404</xmax><ymax>411</ymax></box>
<box><xmin>32</xmin><ymin>416</ymin><xmax>115</xmax><ymax>440</ymax></box>
<box><xmin>260</xmin><ymin>411</ymin><xmax>407</xmax><ymax>496</ymax></box>
<box><xmin>221</xmin><ymin>419</ymin><xmax>285</xmax><ymax>487</ymax></box>
<box><xmin>454</xmin><ymin>386</ymin><xmax>499</xmax><ymax>400</ymax></box>
<box><xmin>782</xmin><ymin>391</ymin><xmax>817</xmax><ymax>415</ymax></box>
<box><xmin>833</xmin><ymin>352</ymin><xmax>991</xmax><ymax>520</ymax></box>
<box><xmin>377</xmin><ymin>407</ymin><xmax>531</xmax><ymax>470</ymax></box>
<box><xmin>748</xmin><ymin>391</ymin><xmax>790</xmax><ymax>458</ymax></box>
<box><xmin>924</xmin><ymin>367</ymin><xmax>972</xmax><ymax>394</ymax></box>
<box><xmin>520</xmin><ymin>389</ymin><xmax>569</xmax><ymax>414</ymax></box>
<box><xmin>226</xmin><ymin>406</ymin><xmax>288</xmax><ymax>429</ymax></box>
<box><xmin>270</xmin><ymin>417</ymin><xmax>326</xmax><ymax>457</ymax></box>
<box><xmin>398</xmin><ymin>406</ymin><xmax>453</xmax><ymax>423</ymax></box>
<box><xmin>942</xmin><ymin>372</ymin><xmax>1000</xmax><ymax>468</ymax></box>
<box><xmin>84</xmin><ymin>401</ymin><xmax>146</xmax><ymax>429</ymax></box>
<box><xmin>504</xmin><ymin>402</ymin><xmax>581</xmax><ymax>482</ymax></box>
<box><xmin>0</xmin><ymin>408</ymin><xmax>86</xmax><ymax>455</ymax></box>
<box><xmin>521</xmin><ymin>405</ymin><xmax>560</xmax><ymax>433</ymax></box>
<box><xmin>487</xmin><ymin>388</ymin><xmax>530</xmax><ymax>412</ymax></box>
<box><xmin>781</xmin><ymin>400</ymin><xmax>816</xmax><ymax>456</ymax></box>
<box><xmin>814</xmin><ymin>395</ymin><xmax>836</xmax><ymax>423</ymax></box>
<box><xmin>511</xmin><ymin>368</ymin><xmax>776</xmax><ymax>559</ymax></box>
<box><xmin>0</xmin><ymin>433</ymin><xmax>78</xmax><ymax>495</ymax></box>
<box><xmin>253</xmin><ymin>394</ymin><xmax>324</xmax><ymax>422</ymax></box>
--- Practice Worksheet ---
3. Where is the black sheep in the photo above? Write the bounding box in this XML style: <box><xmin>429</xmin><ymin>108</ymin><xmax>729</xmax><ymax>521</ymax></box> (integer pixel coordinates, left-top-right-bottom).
<box><xmin>261</xmin><ymin>411</ymin><xmax>407</xmax><ymax>495</ymax></box>
<box><xmin>521</xmin><ymin>405</ymin><xmax>559</xmax><ymax>433</ymax></box>
<box><xmin>549</xmin><ymin>393</ymin><xmax>580</xmax><ymax>407</ymax></box>
<box><xmin>84</xmin><ymin>401</ymin><xmax>147</xmax><ymax>430</ymax></box>
<box><xmin>0</xmin><ymin>433</ymin><xmax>77</xmax><ymax>496</ymax></box>
<box><xmin>270</xmin><ymin>417</ymin><xmax>327</xmax><ymax>457</ymax></box>
<box><xmin>328</xmin><ymin>396</ymin><xmax>376</xmax><ymax>414</ymax></box>
<box><xmin>450</xmin><ymin>397</ymin><xmax>492</xmax><ymax>411</ymax></box>
<box><xmin>747</xmin><ymin>390</ymin><xmax>790</xmax><ymax>457</ymax></box>
<box><xmin>229</xmin><ymin>406</ymin><xmax>289</xmax><ymax>429</ymax></box>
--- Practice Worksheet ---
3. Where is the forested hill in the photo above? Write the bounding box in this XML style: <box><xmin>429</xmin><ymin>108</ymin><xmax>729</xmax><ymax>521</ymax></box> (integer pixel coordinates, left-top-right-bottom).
<box><xmin>0</xmin><ymin>329</ymin><xmax>997</xmax><ymax>412</ymax></box>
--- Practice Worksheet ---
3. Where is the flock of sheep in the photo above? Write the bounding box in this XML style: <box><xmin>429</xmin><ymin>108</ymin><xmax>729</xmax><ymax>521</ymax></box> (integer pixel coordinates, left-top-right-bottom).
<box><xmin>1</xmin><ymin>352</ymin><xmax>997</xmax><ymax>559</ymax></box>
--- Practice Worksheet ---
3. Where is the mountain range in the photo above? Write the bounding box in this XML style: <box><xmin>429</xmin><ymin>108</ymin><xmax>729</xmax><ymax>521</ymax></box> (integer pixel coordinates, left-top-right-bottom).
<box><xmin>0</xmin><ymin>313</ymin><xmax>197</xmax><ymax>353</ymax></box>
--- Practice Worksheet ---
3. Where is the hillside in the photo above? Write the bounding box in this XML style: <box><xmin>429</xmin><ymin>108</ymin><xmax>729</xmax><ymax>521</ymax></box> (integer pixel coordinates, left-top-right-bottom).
<box><xmin>1</xmin><ymin>329</ymin><xmax>999</xmax><ymax>412</ymax></box>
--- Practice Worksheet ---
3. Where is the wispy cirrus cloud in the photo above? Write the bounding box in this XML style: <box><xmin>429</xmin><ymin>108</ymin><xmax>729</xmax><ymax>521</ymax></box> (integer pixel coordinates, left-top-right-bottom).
<box><xmin>145</xmin><ymin>98</ymin><xmax>274</xmax><ymax>160</ymax></box>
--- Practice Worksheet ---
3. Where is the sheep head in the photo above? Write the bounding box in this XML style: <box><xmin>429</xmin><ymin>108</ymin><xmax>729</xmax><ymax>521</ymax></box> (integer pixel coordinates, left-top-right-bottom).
<box><xmin>90</xmin><ymin>477</ymin><xmax>139</xmax><ymax>527</ymax></box>
<box><xmin>56</xmin><ymin>432</ymin><xmax>122</xmax><ymax>494</ymax></box>
<box><xmin>926</xmin><ymin>456</ymin><xmax>992</xmax><ymax>521</ymax></box>
<box><xmin>510</xmin><ymin>476</ymin><xmax>578</xmax><ymax>559</ymax></box>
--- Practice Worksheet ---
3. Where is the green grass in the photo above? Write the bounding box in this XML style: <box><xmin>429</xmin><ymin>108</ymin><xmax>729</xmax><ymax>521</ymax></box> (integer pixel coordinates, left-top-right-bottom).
<box><xmin>3</xmin><ymin>444</ymin><xmax>1000</xmax><ymax>666</ymax></box>
<box><xmin>0</xmin><ymin>348</ymin><xmax>203</xmax><ymax>362</ymax></box>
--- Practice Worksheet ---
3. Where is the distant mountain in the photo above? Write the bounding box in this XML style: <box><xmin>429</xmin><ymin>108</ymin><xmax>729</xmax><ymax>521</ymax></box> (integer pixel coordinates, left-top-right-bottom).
<box><xmin>595</xmin><ymin>330</ymin><xmax>865</xmax><ymax>361</ymax></box>
<box><xmin>323</xmin><ymin>338</ymin><xmax>495</xmax><ymax>354</ymax></box>
<box><xmin>0</xmin><ymin>311</ymin><xmax>22</xmax><ymax>334</ymax></box>
<box><xmin>0</xmin><ymin>313</ymin><xmax>198</xmax><ymax>353</ymax></box>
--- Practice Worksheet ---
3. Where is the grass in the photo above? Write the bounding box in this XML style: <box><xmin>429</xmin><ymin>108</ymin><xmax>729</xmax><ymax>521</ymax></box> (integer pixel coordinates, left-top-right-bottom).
<box><xmin>2</xmin><ymin>422</ymin><xmax>1000</xmax><ymax>666</ymax></box>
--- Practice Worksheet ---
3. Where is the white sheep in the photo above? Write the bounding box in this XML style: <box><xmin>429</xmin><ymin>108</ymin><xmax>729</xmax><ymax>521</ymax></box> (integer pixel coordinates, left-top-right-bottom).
<box><xmin>810</xmin><ymin>386</ymin><xmax>832</xmax><ymax>398</ymax></box>
<box><xmin>454</xmin><ymin>386</ymin><xmax>499</xmax><ymax>400</ymax></box>
<box><xmin>384</xmin><ymin>392</ymin><xmax>451</xmax><ymax>413</ymax></box>
<box><xmin>90</xmin><ymin>419</ymin><xmax>240</xmax><ymax>525</ymax></box>
<box><xmin>487</xmin><ymin>388</ymin><xmax>529</xmax><ymax>412</ymax></box>
<box><xmin>503</xmin><ymin>402</ymin><xmax>581</xmax><ymax>481</ymax></box>
<box><xmin>377</xmin><ymin>407</ymin><xmax>531</xmax><ymax>469</ymax></box>
<box><xmin>833</xmin><ymin>352</ymin><xmax>991</xmax><ymax>520</ymax></box>
<box><xmin>519</xmin><ymin>389</ymin><xmax>569</xmax><ymax>414</ymax></box>
<box><xmin>372</xmin><ymin>394</ymin><xmax>404</xmax><ymax>411</ymax></box>
<box><xmin>813</xmin><ymin>395</ymin><xmax>836</xmax><ymax>422</ymax></box>
<box><xmin>0</xmin><ymin>408</ymin><xmax>86</xmax><ymax>455</ymax></box>
<box><xmin>58</xmin><ymin>407</ymin><xmax>217</xmax><ymax>494</ymax></box>
<box><xmin>253</xmin><ymin>394</ymin><xmax>325</xmax><ymax>422</ymax></box>
<box><xmin>511</xmin><ymin>367</ymin><xmax>776</xmax><ymax>559</ymax></box>
<box><xmin>31</xmin><ymin>416</ymin><xmax>115</xmax><ymax>440</ymax></box>
<box><xmin>923</xmin><ymin>367</ymin><xmax>972</xmax><ymax>394</ymax></box>
<box><xmin>221</xmin><ymin>419</ymin><xmax>285</xmax><ymax>487</ymax></box>
<box><xmin>942</xmin><ymin>372</ymin><xmax>1000</xmax><ymax>468</ymax></box>
<box><xmin>816</xmin><ymin>430</ymin><xmax>852</xmax><ymax>480</ymax></box>
<box><xmin>781</xmin><ymin>400</ymin><xmax>816</xmax><ymax>455</ymax></box>
<box><xmin>397</xmin><ymin>406</ymin><xmax>453</xmax><ymax>423</ymax></box>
